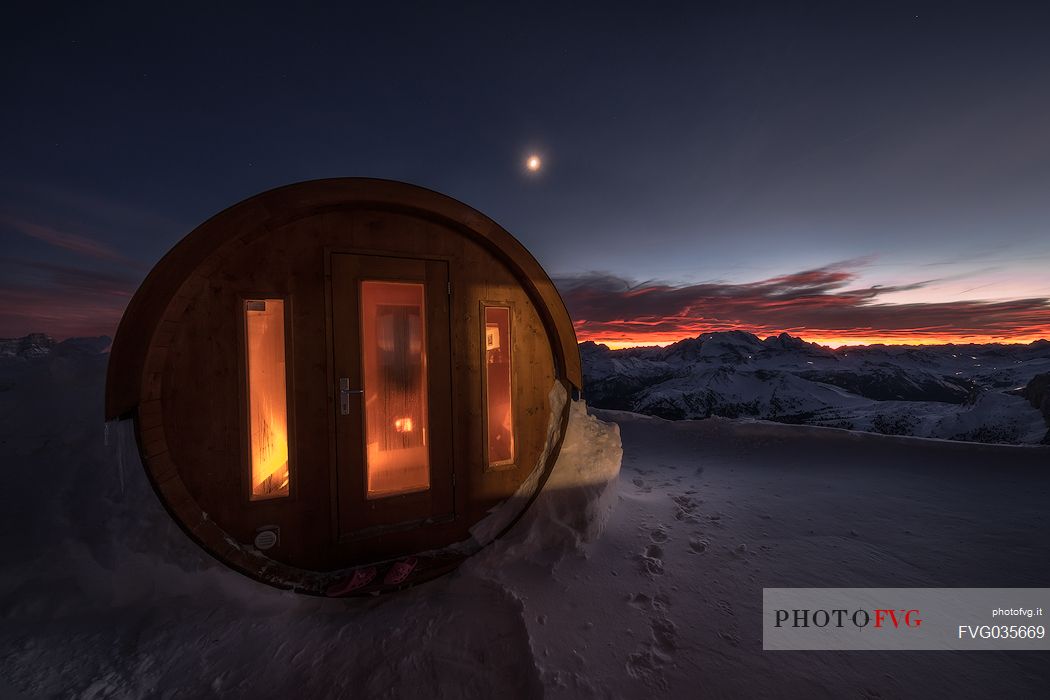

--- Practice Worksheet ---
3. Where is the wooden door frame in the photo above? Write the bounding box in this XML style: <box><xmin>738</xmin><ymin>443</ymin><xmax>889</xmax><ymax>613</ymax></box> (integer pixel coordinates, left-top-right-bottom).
<box><xmin>325</xmin><ymin>249</ymin><xmax>456</xmax><ymax>546</ymax></box>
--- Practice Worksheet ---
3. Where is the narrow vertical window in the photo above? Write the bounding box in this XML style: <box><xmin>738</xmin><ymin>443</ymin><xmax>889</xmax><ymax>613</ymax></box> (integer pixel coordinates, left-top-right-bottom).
<box><xmin>245</xmin><ymin>299</ymin><xmax>290</xmax><ymax>500</ymax></box>
<box><xmin>361</xmin><ymin>281</ymin><xmax>430</xmax><ymax>498</ymax></box>
<box><xmin>484</xmin><ymin>306</ymin><xmax>514</xmax><ymax>467</ymax></box>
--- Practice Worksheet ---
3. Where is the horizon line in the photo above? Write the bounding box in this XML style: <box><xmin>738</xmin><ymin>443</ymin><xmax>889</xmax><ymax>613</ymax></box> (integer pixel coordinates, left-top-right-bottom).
<box><xmin>580</xmin><ymin>332</ymin><xmax>1050</xmax><ymax>351</ymax></box>
<box><xmin>4</xmin><ymin>329</ymin><xmax>1048</xmax><ymax>353</ymax></box>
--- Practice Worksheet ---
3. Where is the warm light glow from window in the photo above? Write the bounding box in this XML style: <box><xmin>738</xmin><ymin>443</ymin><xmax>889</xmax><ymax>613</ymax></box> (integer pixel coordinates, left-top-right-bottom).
<box><xmin>484</xmin><ymin>306</ymin><xmax>514</xmax><ymax>467</ymax></box>
<box><xmin>361</xmin><ymin>281</ymin><xmax>430</xmax><ymax>498</ymax></box>
<box><xmin>245</xmin><ymin>299</ymin><xmax>290</xmax><ymax>500</ymax></box>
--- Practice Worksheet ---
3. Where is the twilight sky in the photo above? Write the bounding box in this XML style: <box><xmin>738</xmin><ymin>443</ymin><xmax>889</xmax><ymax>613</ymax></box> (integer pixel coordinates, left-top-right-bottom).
<box><xmin>3</xmin><ymin>2</ymin><xmax>1050</xmax><ymax>346</ymax></box>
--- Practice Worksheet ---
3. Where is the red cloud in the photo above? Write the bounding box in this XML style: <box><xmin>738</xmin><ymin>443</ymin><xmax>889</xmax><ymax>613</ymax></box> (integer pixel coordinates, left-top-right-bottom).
<box><xmin>557</xmin><ymin>263</ymin><xmax>1050</xmax><ymax>346</ymax></box>
<box><xmin>0</xmin><ymin>261</ymin><xmax>137</xmax><ymax>339</ymax></box>
<box><xmin>6</xmin><ymin>218</ymin><xmax>136</xmax><ymax>265</ymax></box>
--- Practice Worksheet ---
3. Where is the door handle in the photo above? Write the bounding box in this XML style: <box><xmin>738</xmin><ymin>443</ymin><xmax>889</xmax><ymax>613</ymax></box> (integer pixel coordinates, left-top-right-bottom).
<box><xmin>339</xmin><ymin>377</ymin><xmax>363</xmax><ymax>415</ymax></box>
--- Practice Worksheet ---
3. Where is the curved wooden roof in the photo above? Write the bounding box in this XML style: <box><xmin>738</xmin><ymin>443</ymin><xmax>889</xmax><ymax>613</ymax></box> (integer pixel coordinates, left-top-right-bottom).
<box><xmin>105</xmin><ymin>178</ymin><xmax>581</xmax><ymax>420</ymax></box>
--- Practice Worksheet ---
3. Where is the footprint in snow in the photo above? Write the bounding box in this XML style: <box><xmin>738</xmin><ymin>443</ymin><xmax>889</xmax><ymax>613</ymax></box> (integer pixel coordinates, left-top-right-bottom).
<box><xmin>717</xmin><ymin>627</ymin><xmax>742</xmax><ymax>647</ymax></box>
<box><xmin>650</xmin><ymin>616</ymin><xmax>678</xmax><ymax>655</ymax></box>
<box><xmin>671</xmin><ymin>494</ymin><xmax>702</xmax><ymax>523</ymax></box>
<box><xmin>625</xmin><ymin>649</ymin><xmax>668</xmax><ymax>690</ymax></box>
<box><xmin>637</xmin><ymin>545</ymin><xmax>665</xmax><ymax>576</ymax></box>
<box><xmin>649</xmin><ymin>528</ymin><xmax>669</xmax><ymax>543</ymax></box>
<box><xmin>625</xmin><ymin>617</ymin><xmax>679</xmax><ymax>689</ymax></box>
<box><xmin>627</xmin><ymin>592</ymin><xmax>672</xmax><ymax>612</ymax></box>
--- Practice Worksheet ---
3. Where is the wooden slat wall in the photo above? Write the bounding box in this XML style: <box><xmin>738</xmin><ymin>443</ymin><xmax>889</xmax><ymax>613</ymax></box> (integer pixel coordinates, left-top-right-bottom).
<box><xmin>106</xmin><ymin>178</ymin><xmax>580</xmax><ymax>421</ymax></box>
<box><xmin>105</xmin><ymin>180</ymin><xmax>581</xmax><ymax>586</ymax></box>
<box><xmin>128</xmin><ymin>199</ymin><xmax>569</xmax><ymax>577</ymax></box>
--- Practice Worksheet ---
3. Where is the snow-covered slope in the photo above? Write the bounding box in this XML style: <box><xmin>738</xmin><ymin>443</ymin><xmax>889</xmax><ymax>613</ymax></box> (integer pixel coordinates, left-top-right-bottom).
<box><xmin>582</xmin><ymin>333</ymin><xmax>1050</xmax><ymax>444</ymax></box>
<box><xmin>1019</xmin><ymin>371</ymin><xmax>1050</xmax><ymax>440</ymax></box>
<box><xmin>0</xmin><ymin>333</ymin><xmax>57</xmax><ymax>359</ymax></box>
<box><xmin>2</xmin><ymin>339</ymin><xmax>1050</xmax><ymax>698</ymax></box>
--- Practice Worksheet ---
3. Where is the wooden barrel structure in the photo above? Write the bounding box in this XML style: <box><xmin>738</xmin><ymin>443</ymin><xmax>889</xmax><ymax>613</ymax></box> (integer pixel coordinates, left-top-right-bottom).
<box><xmin>105</xmin><ymin>178</ymin><xmax>581</xmax><ymax>594</ymax></box>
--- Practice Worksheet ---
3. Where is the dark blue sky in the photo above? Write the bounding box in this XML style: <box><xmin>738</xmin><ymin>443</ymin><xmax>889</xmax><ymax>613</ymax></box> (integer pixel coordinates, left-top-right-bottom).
<box><xmin>4</xmin><ymin>1</ymin><xmax>1050</xmax><ymax>344</ymax></box>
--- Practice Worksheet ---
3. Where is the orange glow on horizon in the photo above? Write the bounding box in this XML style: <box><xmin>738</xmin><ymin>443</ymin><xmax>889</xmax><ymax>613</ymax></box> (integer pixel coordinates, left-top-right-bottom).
<box><xmin>580</xmin><ymin>329</ymin><xmax>1050</xmax><ymax>350</ymax></box>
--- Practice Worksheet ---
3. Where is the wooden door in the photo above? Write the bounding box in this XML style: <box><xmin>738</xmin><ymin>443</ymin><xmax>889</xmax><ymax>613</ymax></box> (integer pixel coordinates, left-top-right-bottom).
<box><xmin>331</xmin><ymin>253</ymin><xmax>455</xmax><ymax>540</ymax></box>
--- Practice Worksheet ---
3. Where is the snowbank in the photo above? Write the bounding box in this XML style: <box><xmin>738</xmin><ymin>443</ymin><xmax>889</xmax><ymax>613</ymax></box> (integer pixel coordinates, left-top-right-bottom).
<box><xmin>2</xmin><ymin>345</ymin><xmax>1049</xmax><ymax>698</ymax></box>
<box><xmin>467</xmin><ymin>399</ymin><xmax>622</xmax><ymax>569</ymax></box>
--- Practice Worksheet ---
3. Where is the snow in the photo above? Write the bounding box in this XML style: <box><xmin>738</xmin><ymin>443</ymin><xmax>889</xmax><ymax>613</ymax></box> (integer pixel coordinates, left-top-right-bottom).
<box><xmin>582</xmin><ymin>332</ymin><xmax>1050</xmax><ymax>444</ymax></box>
<box><xmin>461</xmin><ymin>380</ymin><xmax>572</xmax><ymax>551</ymax></box>
<box><xmin>2</xmin><ymin>342</ymin><xmax>1050</xmax><ymax>697</ymax></box>
<box><xmin>469</xmin><ymin>399</ymin><xmax>622</xmax><ymax>560</ymax></box>
<box><xmin>0</xmin><ymin>333</ymin><xmax>56</xmax><ymax>359</ymax></box>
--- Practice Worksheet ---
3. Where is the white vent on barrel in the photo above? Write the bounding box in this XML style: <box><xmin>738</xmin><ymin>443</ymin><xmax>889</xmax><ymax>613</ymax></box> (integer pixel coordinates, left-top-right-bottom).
<box><xmin>254</xmin><ymin>527</ymin><xmax>279</xmax><ymax>551</ymax></box>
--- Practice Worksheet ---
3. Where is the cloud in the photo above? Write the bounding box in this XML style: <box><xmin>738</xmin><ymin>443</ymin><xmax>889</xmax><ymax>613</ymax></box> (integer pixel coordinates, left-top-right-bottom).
<box><xmin>0</xmin><ymin>211</ymin><xmax>148</xmax><ymax>339</ymax></box>
<box><xmin>4</xmin><ymin>218</ymin><xmax>139</xmax><ymax>265</ymax></box>
<box><xmin>556</xmin><ymin>261</ymin><xmax>1050</xmax><ymax>343</ymax></box>
<box><xmin>0</xmin><ymin>259</ymin><xmax>139</xmax><ymax>339</ymax></box>
<box><xmin>5</xmin><ymin>255</ymin><xmax>1048</xmax><ymax>344</ymax></box>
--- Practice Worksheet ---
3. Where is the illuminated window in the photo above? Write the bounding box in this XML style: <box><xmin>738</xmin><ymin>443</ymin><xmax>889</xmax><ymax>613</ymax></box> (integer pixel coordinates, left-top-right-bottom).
<box><xmin>484</xmin><ymin>306</ymin><xmax>514</xmax><ymax>467</ymax></box>
<box><xmin>361</xmin><ymin>281</ymin><xmax>430</xmax><ymax>498</ymax></box>
<box><xmin>244</xmin><ymin>299</ymin><xmax>290</xmax><ymax>500</ymax></box>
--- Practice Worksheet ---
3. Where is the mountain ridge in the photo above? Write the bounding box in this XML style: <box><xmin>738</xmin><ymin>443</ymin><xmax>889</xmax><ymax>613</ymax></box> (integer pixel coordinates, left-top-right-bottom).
<box><xmin>581</xmin><ymin>331</ymin><xmax>1050</xmax><ymax>445</ymax></box>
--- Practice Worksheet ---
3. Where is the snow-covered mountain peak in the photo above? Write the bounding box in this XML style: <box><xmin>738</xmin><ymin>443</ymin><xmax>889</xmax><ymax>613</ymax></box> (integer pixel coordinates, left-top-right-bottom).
<box><xmin>0</xmin><ymin>333</ymin><xmax>56</xmax><ymax>359</ymax></box>
<box><xmin>0</xmin><ymin>334</ymin><xmax>112</xmax><ymax>361</ymax></box>
<box><xmin>582</xmin><ymin>333</ymin><xmax>1050</xmax><ymax>444</ymax></box>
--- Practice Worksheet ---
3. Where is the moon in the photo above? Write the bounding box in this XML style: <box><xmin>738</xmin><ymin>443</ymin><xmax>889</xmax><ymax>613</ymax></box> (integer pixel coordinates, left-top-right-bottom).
<box><xmin>526</xmin><ymin>155</ymin><xmax>542</xmax><ymax>172</ymax></box>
